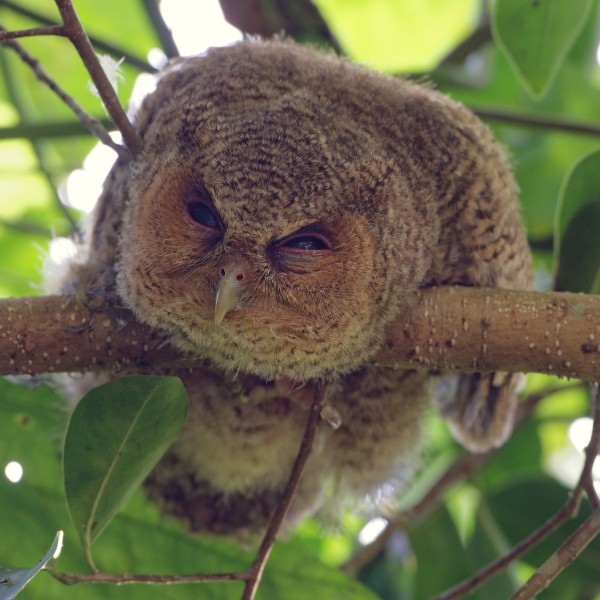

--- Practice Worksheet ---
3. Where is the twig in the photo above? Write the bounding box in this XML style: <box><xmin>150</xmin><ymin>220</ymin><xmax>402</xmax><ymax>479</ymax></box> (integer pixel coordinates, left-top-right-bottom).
<box><xmin>343</xmin><ymin>450</ymin><xmax>491</xmax><ymax>576</ymax></box>
<box><xmin>47</xmin><ymin>383</ymin><xmax>327</xmax><ymax>596</ymax></box>
<box><xmin>141</xmin><ymin>0</ymin><xmax>179</xmax><ymax>58</ymax></box>
<box><xmin>510</xmin><ymin>383</ymin><xmax>600</xmax><ymax>599</ymax></box>
<box><xmin>54</xmin><ymin>0</ymin><xmax>142</xmax><ymax>157</ymax></box>
<box><xmin>0</xmin><ymin>48</ymin><xmax>79</xmax><ymax>232</ymax></box>
<box><xmin>431</xmin><ymin>498</ymin><xmax>580</xmax><ymax>600</ymax></box>
<box><xmin>0</xmin><ymin>30</ymin><xmax>126</xmax><ymax>157</ymax></box>
<box><xmin>342</xmin><ymin>383</ymin><xmax>572</xmax><ymax>577</ymax></box>
<box><xmin>473</xmin><ymin>106</ymin><xmax>600</xmax><ymax>138</ymax></box>
<box><xmin>46</xmin><ymin>569</ymin><xmax>246</xmax><ymax>586</ymax></box>
<box><xmin>241</xmin><ymin>383</ymin><xmax>328</xmax><ymax>600</ymax></box>
<box><xmin>0</xmin><ymin>25</ymin><xmax>65</xmax><ymax>40</ymax></box>
<box><xmin>0</xmin><ymin>0</ymin><xmax>154</xmax><ymax>72</ymax></box>
<box><xmin>510</xmin><ymin>508</ymin><xmax>600</xmax><ymax>600</ymax></box>
<box><xmin>431</xmin><ymin>384</ymin><xmax>600</xmax><ymax>600</ymax></box>
<box><xmin>0</xmin><ymin>119</ymin><xmax>113</xmax><ymax>140</ymax></box>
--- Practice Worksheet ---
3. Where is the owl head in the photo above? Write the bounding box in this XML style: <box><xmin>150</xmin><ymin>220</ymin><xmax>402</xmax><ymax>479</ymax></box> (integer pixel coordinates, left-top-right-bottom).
<box><xmin>116</xmin><ymin>40</ymin><xmax>437</xmax><ymax>381</ymax></box>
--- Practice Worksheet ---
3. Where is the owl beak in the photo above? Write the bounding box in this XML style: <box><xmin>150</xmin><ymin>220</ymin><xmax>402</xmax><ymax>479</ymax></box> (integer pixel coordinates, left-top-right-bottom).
<box><xmin>214</xmin><ymin>260</ymin><xmax>248</xmax><ymax>324</ymax></box>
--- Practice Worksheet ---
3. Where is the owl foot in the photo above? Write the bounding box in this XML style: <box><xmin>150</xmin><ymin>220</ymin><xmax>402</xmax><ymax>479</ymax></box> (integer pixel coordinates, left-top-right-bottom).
<box><xmin>436</xmin><ymin>372</ymin><xmax>525</xmax><ymax>453</ymax></box>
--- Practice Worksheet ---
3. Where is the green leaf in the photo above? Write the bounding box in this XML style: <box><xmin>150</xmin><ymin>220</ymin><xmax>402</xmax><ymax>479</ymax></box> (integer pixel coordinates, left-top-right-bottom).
<box><xmin>554</xmin><ymin>148</ymin><xmax>600</xmax><ymax>293</ymax></box>
<box><xmin>63</xmin><ymin>376</ymin><xmax>188</xmax><ymax>564</ymax></box>
<box><xmin>0</xmin><ymin>531</ymin><xmax>63</xmax><ymax>599</ymax></box>
<box><xmin>0</xmin><ymin>379</ymin><xmax>376</xmax><ymax>600</ymax></box>
<box><xmin>314</xmin><ymin>0</ymin><xmax>480</xmax><ymax>72</ymax></box>
<box><xmin>409</xmin><ymin>505</ymin><xmax>478</xmax><ymax>599</ymax></box>
<box><xmin>492</xmin><ymin>0</ymin><xmax>593</xmax><ymax>98</ymax></box>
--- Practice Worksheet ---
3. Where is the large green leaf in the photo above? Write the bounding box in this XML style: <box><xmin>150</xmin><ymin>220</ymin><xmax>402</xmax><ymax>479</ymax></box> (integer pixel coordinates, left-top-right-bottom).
<box><xmin>554</xmin><ymin>148</ymin><xmax>600</xmax><ymax>293</ymax></box>
<box><xmin>63</xmin><ymin>376</ymin><xmax>188</xmax><ymax>563</ymax></box>
<box><xmin>0</xmin><ymin>377</ymin><xmax>377</xmax><ymax>599</ymax></box>
<box><xmin>492</xmin><ymin>0</ymin><xmax>593</xmax><ymax>98</ymax></box>
<box><xmin>409</xmin><ymin>505</ymin><xmax>480</xmax><ymax>599</ymax></box>
<box><xmin>314</xmin><ymin>0</ymin><xmax>480</xmax><ymax>72</ymax></box>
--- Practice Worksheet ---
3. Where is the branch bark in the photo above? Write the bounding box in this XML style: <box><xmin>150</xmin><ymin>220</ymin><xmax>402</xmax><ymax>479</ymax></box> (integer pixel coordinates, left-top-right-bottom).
<box><xmin>1</xmin><ymin>287</ymin><xmax>599</xmax><ymax>379</ymax></box>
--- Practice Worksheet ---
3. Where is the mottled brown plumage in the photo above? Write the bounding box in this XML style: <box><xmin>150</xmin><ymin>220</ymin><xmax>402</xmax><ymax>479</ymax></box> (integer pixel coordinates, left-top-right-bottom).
<box><xmin>59</xmin><ymin>39</ymin><xmax>531</xmax><ymax>535</ymax></box>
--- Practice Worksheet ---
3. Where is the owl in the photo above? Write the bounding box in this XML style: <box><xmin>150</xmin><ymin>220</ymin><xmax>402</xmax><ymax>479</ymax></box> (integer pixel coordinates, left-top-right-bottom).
<box><xmin>59</xmin><ymin>39</ymin><xmax>532</xmax><ymax>535</ymax></box>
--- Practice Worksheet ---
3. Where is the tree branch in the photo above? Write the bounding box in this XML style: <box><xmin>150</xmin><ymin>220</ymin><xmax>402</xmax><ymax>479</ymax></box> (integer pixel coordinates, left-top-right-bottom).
<box><xmin>342</xmin><ymin>383</ymin><xmax>581</xmax><ymax>577</ymax></box>
<box><xmin>141</xmin><ymin>0</ymin><xmax>179</xmax><ymax>59</ymax></box>
<box><xmin>53</xmin><ymin>0</ymin><xmax>142</xmax><ymax>157</ymax></box>
<box><xmin>0</xmin><ymin>29</ymin><xmax>126</xmax><ymax>156</ymax></box>
<box><xmin>1</xmin><ymin>287</ymin><xmax>599</xmax><ymax>379</ymax></box>
<box><xmin>47</xmin><ymin>383</ymin><xmax>327</xmax><ymax>594</ymax></box>
<box><xmin>0</xmin><ymin>0</ymin><xmax>154</xmax><ymax>72</ymax></box>
<box><xmin>473</xmin><ymin>106</ymin><xmax>600</xmax><ymax>138</ymax></box>
<box><xmin>431</xmin><ymin>383</ymin><xmax>600</xmax><ymax>600</ymax></box>
<box><xmin>0</xmin><ymin>25</ymin><xmax>65</xmax><ymax>40</ymax></box>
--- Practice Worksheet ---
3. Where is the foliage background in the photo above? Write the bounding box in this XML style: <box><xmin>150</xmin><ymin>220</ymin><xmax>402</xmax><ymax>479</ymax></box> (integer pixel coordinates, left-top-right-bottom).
<box><xmin>0</xmin><ymin>0</ymin><xmax>599</xmax><ymax>598</ymax></box>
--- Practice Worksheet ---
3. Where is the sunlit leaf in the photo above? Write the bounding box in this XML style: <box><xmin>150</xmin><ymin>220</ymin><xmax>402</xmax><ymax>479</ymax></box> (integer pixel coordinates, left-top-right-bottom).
<box><xmin>63</xmin><ymin>376</ymin><xmax>188</xmax><ymax>561</ymax></box>
<box><xmin>0</xmin><ymin>531</ymin><xmax>63</xmax><ymax>599</ymax></box>
<box><xmin>314</xmin><ymin>0</ymin><xmax>480</xmax><ymax>72</ymax></box>
<box><xmin>492</xmin><ymin>0</ymin><xmax>593</xmax><ymax>98</ymax></box>
<box><xmin>554</xmin><ymin>148</ymin><xmax>600</xmax><ymax>293</ymax></box>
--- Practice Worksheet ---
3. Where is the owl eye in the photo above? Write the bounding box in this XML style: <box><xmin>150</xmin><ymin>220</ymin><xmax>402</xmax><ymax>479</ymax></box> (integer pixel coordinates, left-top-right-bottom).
<box><xmin>187</xmin><ymin>201</ymin><xmax>221</xmax><ymax>233</ymax></box>
<box><xmin>275</xmin><ymin>232</ymin><xmax>331</xmax><ymax>255</ymax></box>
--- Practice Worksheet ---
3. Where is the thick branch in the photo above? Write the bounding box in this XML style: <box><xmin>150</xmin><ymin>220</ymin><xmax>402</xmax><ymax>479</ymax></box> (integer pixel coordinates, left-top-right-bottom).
<box><xmin>1</xmin><ymin>287</ymin><xmax>599</xmax><ymax>379</ymax></box>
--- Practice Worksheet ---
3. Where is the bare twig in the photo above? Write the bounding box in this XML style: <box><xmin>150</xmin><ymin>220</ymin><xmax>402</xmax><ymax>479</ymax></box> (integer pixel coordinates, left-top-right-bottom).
<box><xmin>509</xmin><ymin>384</ymin><xmax>600</xmax><ymax>599</ymax></box>
<box><xmin>0</xmin><ymin>30</ymin><xmax>126</xmax><ymax>156</ymax></box>
<box><xmin>0</xmin><ymin>25</ymin><xmax>65</xmax><ymax>40</ymax></box>
<box><xmin>432</xmin><ymin>499</ymin><xmax>580</xmax><ymax>600</ymax></box>
<box><xmin>473</xmin><ymin>106</ymin><xmax>600</xmax><ymax>138</ymax></box>
<box><xmin>54</xmin><ymin>0</ymin><xmax>142</xmax><ymax>157</ymax></box>
<box><xmin>343</xmin><ymin>450</ymin><xmax>492</xmax><ymax>576</ymax></box>
<box><xmin>46</xmin><ymin>569</ymin><xmax>247</xmax><ymax>586</ymax></box>
<box><xmin>141</xmin><ymin>0</ymin><xmax>179</xmax><ymax>58</ymax></box>
<box><xmin>431</xmin><ymin>384</ymin><xmax>600</xmax><ymax>600</ymax></box>
<box><xmin>511</xmin><ymin>508</ymin><xmax>600</xmax><ymax>600</ymax></box>
<box><xmin>0</xmin><ymin>119</ymin><xmax>113</xmax><ymax>140</ymax></box>
<box><xmin>241</xmin><ymin>383</ymin><xmax>328</xmax><ymax>600</ymax></box>
<box><xmin>342</xmin><ymin>384</ymin><xmax>575</xmax><ymax>577</ymax></box>
<box><xmin>47</xmin><ymin>383</ymin><xmax>326</xmax><ymax>596</ymax></box>
<box><xmin>0</xmin><ymin>0</ymin><xmax>154</xmax><ymax>72</ymax></box>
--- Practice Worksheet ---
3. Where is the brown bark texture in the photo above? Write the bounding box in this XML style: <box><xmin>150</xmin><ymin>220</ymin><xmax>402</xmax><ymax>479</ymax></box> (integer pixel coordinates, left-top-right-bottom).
<box><xmin>0</xmin><ymin>287</ymin><xmax>599</xmax><ymax>380</ymax></box>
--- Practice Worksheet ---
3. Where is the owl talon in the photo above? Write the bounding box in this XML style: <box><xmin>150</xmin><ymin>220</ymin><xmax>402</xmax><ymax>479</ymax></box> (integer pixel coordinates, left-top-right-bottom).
<box><xmin>436</xmin><ymin>372</ymin><xmax>524</xmax><ymax>453</ymax></box>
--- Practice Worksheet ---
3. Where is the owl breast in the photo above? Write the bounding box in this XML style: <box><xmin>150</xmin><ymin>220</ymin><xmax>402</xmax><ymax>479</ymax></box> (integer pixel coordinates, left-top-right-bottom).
<box><xmin>71</xmin><ymin>38</ymin><xmax>532</xmax><ymax>534</ymax></box>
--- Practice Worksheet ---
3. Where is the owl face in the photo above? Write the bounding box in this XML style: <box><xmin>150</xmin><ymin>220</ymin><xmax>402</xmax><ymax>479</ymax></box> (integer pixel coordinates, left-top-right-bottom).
<box><xmin>116</xmin><ymin>47</ymin><xmax>435</xmax><ymax>381</ymax></box>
